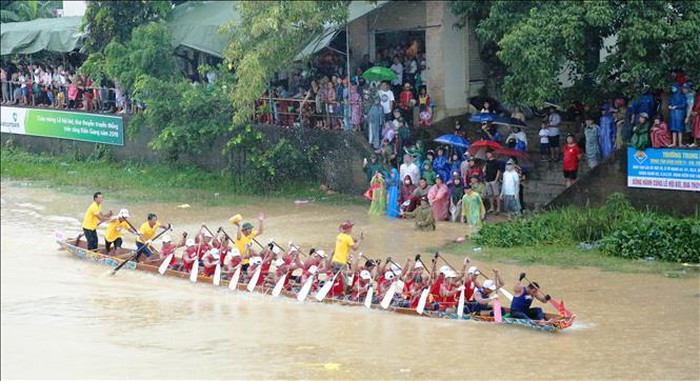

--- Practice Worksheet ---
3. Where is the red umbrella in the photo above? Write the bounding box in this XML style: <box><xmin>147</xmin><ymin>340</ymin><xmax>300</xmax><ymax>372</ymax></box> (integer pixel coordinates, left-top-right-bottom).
<box><xmin>493</xmin><ymin>147</ymin><xmax>530</xmax><ymax>161</ymax></box>
<box><xmin>467</xmin><ymin>140</ymin><xmax>501</xmax><ymax>157</ymax></box>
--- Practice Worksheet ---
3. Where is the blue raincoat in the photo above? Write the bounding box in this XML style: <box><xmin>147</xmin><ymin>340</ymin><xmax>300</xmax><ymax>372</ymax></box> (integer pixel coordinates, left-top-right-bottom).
<box><xmin>669</xmin><ymin>86</ymin><xmax>687</xmax><ymax>133</ymax></box>
<box><xmin>599</xmin><ymin>111</ymin><xmax>616</xmax><ymax>159</ymax></box>
<box><xmin>386</xmin><ymin>168</ymin><xmax>401</xmax><ymax>218</ymax></box>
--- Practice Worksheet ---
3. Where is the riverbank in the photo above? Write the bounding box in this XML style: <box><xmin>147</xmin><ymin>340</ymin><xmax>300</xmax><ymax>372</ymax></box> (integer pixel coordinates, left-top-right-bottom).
<box><xmin>1</xmin><ymin>147</ymin><xmax>365</xmax><ymax>207</ymax></box>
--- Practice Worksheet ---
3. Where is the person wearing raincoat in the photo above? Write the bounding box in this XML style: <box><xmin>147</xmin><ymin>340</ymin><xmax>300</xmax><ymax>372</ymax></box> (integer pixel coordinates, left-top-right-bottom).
<box><xmin>427</xmin><ymin>174</ymin><xmax>449</xmax><ymax>221</ymax></box>
<box><xmin>363</xmin><ymin>155</ymin><xmax>385</xmax><ymax>184</ymax></box>
<box><xmin>630</xmin><ymin>113</ymin><xmax>651</xmax><ymax>150</ymax></box>
<box><xmin>669</xmin><ymin>83</ymin><xmax>687</xmax><ymax>147</ymax></box>
<box><xmin>432</xmin><ymin>147</ymin><xmax>450</xmax><ymax>182</ymax></box>
<box><xmin>401</xmin><ymin>196</ymin><xmax>436</xmax><ymax>231</ymax></box>
<box><xmin>368</xmin><ymin>172</ymin><xmax>387</xmax><ymax>215</ymax></box>
<box><xmin>583</xmin><ymin>114</ymin><xmax>601</xmax><ymax>168</ymax></box>
<box><xmin>386</xmin><ymin>168</ymin><xmax>401</xmax><ymax>218</ymax></box>
<box><xmin>599</xmin><ymin>104</ymin><xmax>616</xmax><ymax>159</ymax></box>
<box><xmin>421</xmin><ymin>160</ymin><xmax>436</xmax><ymax>186</ymax></box>
<box><xmin>448</xmin><ymin>153</ymin><xmax>462</xmax><ymax>183</ymax></box>
<box><xmin>461</xmin><ymin>185</ymin><xmax>486</xmax><ymax>227</ymax></box>
<box><xmin>448</xmin><ymin>172</ymin><xmax>465</xmax><ymax>222</ymax></box>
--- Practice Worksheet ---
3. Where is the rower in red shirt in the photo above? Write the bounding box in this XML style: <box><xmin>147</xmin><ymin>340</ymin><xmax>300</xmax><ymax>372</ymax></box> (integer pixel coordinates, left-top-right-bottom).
<box><xmin>351</xmin><ymin>270</ymin><xmax>373</xmax><ymax>301</ymax></box>
<box><xmin>202</xmin><ymin>248</ymin><xmax>221</xmax><ymax>277</ymax></box>
<box><xmin>223</xmin><ymin>248</ymin><xmax>242</xmax><ymax>280</ymax></box>
<box><xmin>160</xmin><ymin>232</ymin><xmax>186</xmax><ymax>269</ymax></box>
<box><xmin>181</xmin><ymin>238</ymin><xmax>198</xmax><ymax>273</ymax></box>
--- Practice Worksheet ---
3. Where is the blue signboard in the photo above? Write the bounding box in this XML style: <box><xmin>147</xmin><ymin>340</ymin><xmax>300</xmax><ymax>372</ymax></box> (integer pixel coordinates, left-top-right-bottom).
<box><xmin>627</xmin><ymin>147</ymin><xmax>700</xmax><ymax>192</ymax></box>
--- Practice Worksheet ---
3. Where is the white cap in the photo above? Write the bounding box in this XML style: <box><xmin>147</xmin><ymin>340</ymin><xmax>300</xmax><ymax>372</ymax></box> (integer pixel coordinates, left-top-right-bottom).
<box><xmin>308</xmin><ymin>265</ymin><xmax>318</xmax><ymax>274</ymax></box>
<box><xmin>229</xmin><ymin>248</ymin><xmax>241</xmax><ymax>257</ymax></box>
<box><xmin>203</xmin><ymin>229</ymin><xmax>213</xmax><ymax>238</ymax></box>
<box><xmin>250</xmin><ymin>256</ymin><xmax>263</xmax><ymax>265</ymax></box>
<box><xmin>186</xmin><ymin>238</ymin><xmax>195</xmax><ymax>247</ymax></box>
<box><xmin>483</xmin><ymin>279</ymin><xmax>496</xmax><ymax>290</ymax></box>
<box><xmin>467</xmin><ymin>266</ymin><xmax>479</xmax><ymax>275</ymax></box>
<box><xmin>385</xmin><ymin>271</ymin><xmax>395</xmax><ymax>280</ymax></box>
<box><xmin>390</xmin><ymin>263</ymin><xmax>402</xmax><ymax>275</ymax></box>
<box><xmin>394</xmin><ymin>280</ymin><xmax>405</xmax><ymax>290</ymax></box>
<box><xmin>360</xmin><ymin>270</ymin><xmax>371</xmax><ymax>280</ymax></box>
<box><xmin>444</xmin><ymin>270</ymin><xmax>458</xmax><ymax>278</ymax></box>
<box><xmin>414</xmin><ymin>261</ymin><xmax>424</xmax><ymax>269</ymax></box>
<box><xmin>274</xmin><ymin>258</ymin><xmax>284</xmax><ymax>267</ymax></box>
<box><xmin>162</xmin><ymin>234</ymin><xmax>172</xmax><ymax>243</ymax></box>
<box><xmin>118</xmin><ymin>209</ymin><xmax>130</xmax><ymax>218</ymax></box>
<box><xmin>210</xmin><ymin>248</ymin><xmax>220</xmax><ymax>260</ymax></box>
<box><xmin>439</xmin><ymin>265</ymin><xmax>451</xmax><ymax>275</ymax></box>
<box><xmin>316</xmin><ymin>250</ymin><xmax>326</xmax><ymax>258</ymax></box>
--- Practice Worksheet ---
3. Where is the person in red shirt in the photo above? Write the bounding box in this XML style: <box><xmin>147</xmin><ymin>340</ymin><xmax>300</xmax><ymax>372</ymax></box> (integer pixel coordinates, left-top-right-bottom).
<box><xmin>399</xmin><ymin>83</ymin><xmax>415</xmax><ymax>121</ymax></box>
<box><xmin>201</xmin><ymin>248</ymin><xmax>221</xmax><ymax>277</ymax></box>
<box><xmin>562</xmin><ymin>133</ymin><xmax>582</xmax><ymax>187</ymax></box>
<box><xmin>181</xmin><ymin>238</ymin><xmax>198</xmax><ymax>273</ymax></box>
<box><xmin>160</xmin><ymin>232</ymin><xmax>187</xmax><ymax>269</ymax></box>
<box><xmin>223</xmin><ymin>248</ymin><xmax>242</xmax><ymax>279</ymax></box>
<box><xmin>465</xmin><ymin>158</ymin><xmax>483</xmax><ymax>181</ymax></box>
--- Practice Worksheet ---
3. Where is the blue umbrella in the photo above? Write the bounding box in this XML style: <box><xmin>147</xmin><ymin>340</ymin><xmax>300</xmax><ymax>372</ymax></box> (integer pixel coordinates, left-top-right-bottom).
<box><xmin>434</xmin><ymin>134</ymin><xmax>470</xmax><ymax>148</ymax></box>
<box><xmin>469</xmin><ymin>113</ymin><xmax>496</xmax><ymax>123</ymax></box>
<box><xmin>492</xmin><ymin>115</ymin><xmax>527</xmax><ymax>127</ymax></box>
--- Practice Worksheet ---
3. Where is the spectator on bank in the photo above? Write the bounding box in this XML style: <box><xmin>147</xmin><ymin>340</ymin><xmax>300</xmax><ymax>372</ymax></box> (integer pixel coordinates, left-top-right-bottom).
<box><xmin>583</xmin><ymin>114</ymin><xmax>601</xmax><ymax>168</ymax></box>
<box><xmin>363</xmin><ymin>155</ymin><xmax>385</xmax><ymax>184</ymax></box>
<box><xmin>378</xmin><ymin>81</ymin><xmax>395</xmax><ymax>122</ymax></box>
<box><xmin>448</xmin><ymin>152</ymin><xmax>462</xmax><ymax>182</ymax></box>
<box><xmin>349</xmin><ymin>81</ymin><xmax>362</xmax><ymax>132</ymax></box>
<box><xmin>390</xmin><ymin>56</ymin><xmax>404</xmax><ymax>90</ymax></box>
<box><xmin>692</xmin><ymin>85</ymin><xmax>700</xmax><ymax>147</ymax></box>
<box><xmin>449</xmin><ymin>171</ymin><xmax>464</xmax><ymax>222</ymax></box>
<box><xmin>669</xmin><ymin>83</ymin><xmax>687</xmax><ymax>147</ymax></box>
<box><xmin>418</xmin><ymin>86</ymin><xmax>432</xmax><ymax>127</ymax></box>
<box><xmin>481</xmin><ymin>121</ymin><xmax>500</xmax><ymax>142</ymax></box>
<box><xmin>599</xmin><ymin>104</ymin><xmax>616</xmax><ymax>159</ymax></box>
<box><xmin>511</xmin><ymin>107</ymin><xmax>526</xmax><ymax>123</ymax></box>
<box><xmin>538</xmin><ymin>122</ymin><xmax>550</xmax><ymax>161</ymax></box>
<box><xmin>386</xmin><ymin>168</ymin><xmax>401</xmax><ymax>218</ymax></box>
<box><xmin>630</xmin><ymin>112</ymin><xmax>651</xmax><ymax>150</ymax></box>
<box><xmin>469</xmin><ymin>175</ymin><xmax>485</xmax><ymax>198</ymax></box>
<box><xmin>399</xmin><ymin>175</ymin><xmax>417</xmax><ymax>212</ymax></box>
<box><xmin>427</xmin><ymin>174</ymin><xmax>449</xmax><ymax>221</ymax></box>
<box><xmin>459</xmin><ymin>153</ymin><xmax>471</xmax><ymax>182</ymax></box>
<box><xmin>506</xmin><ymin>126</ymin><xmax>527</xmax><ymax>152</ymax></box>
<box><xmin>650</xmin><ymin>114</ymin><xmax>672</xmax><ymax>148</ymax></box>
<box><xmin>422</xmin><ymin>161</ymin><xmax>436</xmax><ymax>186</ymax></box>
<box><xmin>683</xmin><ymin>82</ymin><xmax>695</xmax><ymax>138</ymax></box>
<box><xmin>399</xmin><ymin>154</ymin><xmax>420</xmax><ymax>186</ymax></box>
<box><xmin>480</xmin><ymin>101</ymin><xmax>493</xmax><ymax>114</ymax></box>
<box><xmin>432</xmin><ymin>147</ymin><xmax>450</xmax><ymax>182</ymax></box>
<box><xmin>367</xmin><ymin>96</ymin><xmax>384</xmax><ymax>149</ymax></box>
<box><xmin>399</xmin><ymin>83</ymin><xmax>414</xmax><ymax>121</ymax></box>
<box><xmin>368</xmin><ymin>171</ymin><xmax>387</xmax><ymax>216</ymax></box>
<box><xmin>500</xmin><ymin>159</ymin><xmax>521</xmax><ymax>218</ymax></box>
<box><xmin>325</xmin><ymin>80</ymin><xmax>337</xmax><ymax>129</ymax></box>
<box><xmin>461</xmin><ymin>185</ymin><xmax>485</xmax><ymax>228</ymax></box>
<box><xmin>562</xmin><ymin>133</ymin><xmax>582</xmax><ymax>187</ymax></box>
<box><xmin>466</xmin><ymin>157</ymin><xmax>483</xmax><ymax>182</ymax></box>
<box><xmin>548</xmin><ymin>106</ymin><xmax>562</xmax><ymax>161</ymax></box>
<box><xmin>483</xmin><ymin>150</ymin><xmax>501</xmax><ymax>215</ymax></box>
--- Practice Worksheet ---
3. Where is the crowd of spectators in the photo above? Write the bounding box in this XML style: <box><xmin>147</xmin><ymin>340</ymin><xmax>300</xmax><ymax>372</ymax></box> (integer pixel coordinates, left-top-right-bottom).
<box><xmin>1</xmin><ymin>60</ymin><xmax>131</xmax><ymax>114</ymax></box>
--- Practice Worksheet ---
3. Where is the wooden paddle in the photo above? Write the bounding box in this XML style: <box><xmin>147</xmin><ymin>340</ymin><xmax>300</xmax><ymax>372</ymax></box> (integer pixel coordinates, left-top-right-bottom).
<box><xmin>493</xmin><ymin>297</ymin><xmax>503</xmax><ymax>323</ymax></box>
<box><xmin>272</xmin><ymin>272</ymin><xmax>287</xmax><ymax>297</ymax></box>
<box><xmin>315</xmin><ymin>270</ymin><xmax>340</xmax><ymax>302</ymax></box>
<box><xmin>457</xmin><ymin>285</ymin><xmax>466</xmax><ymax>318</ymax></box>
<box><xmin>297</xmin><ymin>274</ymin><xmax>315</xmax><ymax>302</ymax></box>
<box><xmin>110</xmin><ymin>223</ymin><xmax>171</xmax><ymax>276</ymax></box>
<box><xmin>213</xmin><ymin>262</ymin><xmax>222</xmax><ymax>286</ymax></box>
<box><xmin>416</xmin><ymin>253</ymin><xmax>439</xmax><ymax>315</ymax></box>
<box><xmin>190</xmin><ymin>227</ymin><xmax>205</xmax><ymax>283</ymax></box>
<box><xmin>228</xmin><ymin>265</ymin><xmax>242</xmax><ymax>290</ymax></box>
<box><xmin>247</xmin><ymin>263</ymin><xmax>263</xmax><ymax>292</ymax></box>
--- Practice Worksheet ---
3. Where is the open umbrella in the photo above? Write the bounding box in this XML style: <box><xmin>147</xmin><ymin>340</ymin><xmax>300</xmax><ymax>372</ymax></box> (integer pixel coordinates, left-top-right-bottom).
<box><xmin>493</xmin><ymin>147</ymin><xmax>530</xmax><ymax>161</ymax></box>
<box><xmin>469</xmin><ymin>113</ymin><xmax>496</xmax><ymax>123</ymax></box>
<box><xmin>468</xmin><ymin>140</ymin><xmax>501</xmax><ymax>160</ymax></box>
<box><xmin>434</xmin><ymin>134</ymin><xmax>470</xmax><ymax>149</ymax></box>
<box><xmin>492</xmin><ymin>115</ymin><xmax>526</xmax><ymax>128</ymax></box>
<box><xmin>362</xmin><ymin>66</ymin><xmax>397</xmax><ymax>82</ymax></box>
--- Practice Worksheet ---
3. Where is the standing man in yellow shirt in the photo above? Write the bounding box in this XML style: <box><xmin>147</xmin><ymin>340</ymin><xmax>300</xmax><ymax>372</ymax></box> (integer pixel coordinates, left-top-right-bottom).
<box><xmin>234</xmin><ymin>212</ymin><xmax>264</xmax><ymax>273</ymax></box>
<box><xmin>135</xmin><ymin>213</ymin><xmax>169</xmax><ymax>262</ymax></box>
<box><xmin>104</xmin><ymin>209</ymin><xmax>136</xmax><ymax>255</ymax></box>
<box><xmin>331</xmin><ymin>220</ymin><xmax>363</xmax><ymax>272</ymax></box>
<box><xmin>82</xmin><ymin>192</ymin><xmax>113</xmax><ymax>251</ymax></box>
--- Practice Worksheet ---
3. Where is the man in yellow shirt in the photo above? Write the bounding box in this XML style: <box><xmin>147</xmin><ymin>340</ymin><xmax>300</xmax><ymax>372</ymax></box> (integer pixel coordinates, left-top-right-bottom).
<box><xmin>135</xmin><ymin>213</ymin><xmax>168</xmax><ymax>262</ymax></box>
<box><xmin>234</xmin><ymin>212</ymin><xmax>264</xmax><ymax>272</ymax></box>
<box><xmin>331</xmin><ymin>220</ymin><xmax>363</xmax><ymax>271</ymax></box>
<box><xmin>104</xmin><ymin>209</ymin><xmax>136</xmax><ymax>255</ymax></box>
<box><xmin>81</xmin><ymin>192</ymin><xmax>113</xmax><ymax>250</ymax></box>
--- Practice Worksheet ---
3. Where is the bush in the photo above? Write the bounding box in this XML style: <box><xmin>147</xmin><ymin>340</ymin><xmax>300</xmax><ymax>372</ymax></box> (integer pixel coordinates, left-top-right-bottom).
<box><xmin>472</xmin><ymin>193</ymin><xmax>700</xmax><ymax>263</ymax></box>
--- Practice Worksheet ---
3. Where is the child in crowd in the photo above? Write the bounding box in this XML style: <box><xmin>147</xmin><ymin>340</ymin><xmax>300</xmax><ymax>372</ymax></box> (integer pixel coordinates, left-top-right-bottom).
<box><xmin>538</xmin><ymin>122</ymin><xmax>550</xmax><ymax>161</ymax></box>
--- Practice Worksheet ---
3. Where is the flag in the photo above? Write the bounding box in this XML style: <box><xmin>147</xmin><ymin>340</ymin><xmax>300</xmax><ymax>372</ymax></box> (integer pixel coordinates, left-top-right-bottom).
<box><xmin>363</xmin><ymin>183</ymin><xmax>381</xmax><ymax>201</ymax></box>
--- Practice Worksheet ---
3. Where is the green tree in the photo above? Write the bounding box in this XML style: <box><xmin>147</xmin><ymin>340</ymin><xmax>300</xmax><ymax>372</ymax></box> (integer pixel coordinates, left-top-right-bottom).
<box><xmin>450</xmin><ymin>0</ymin><xmax>700</xmax><ymax>106</ymax></box>
<box><xmin>80</xmin><ymin>0</ymin><xmax>172</xmax><ymax>53</ymax></box>
<box><xmin>1</xmin><ymin>0</ymin><xmax>59</xmax><ymax>22</ymax></box>
<box><xmin>222</xmin><ymin>1</ymin><xmax>348</xmax><ymax>124</ymax></box>
<box><xmin>81</xmin><ymin>21</ymin><xmax>177</xmax><ymax>95</ymax></box>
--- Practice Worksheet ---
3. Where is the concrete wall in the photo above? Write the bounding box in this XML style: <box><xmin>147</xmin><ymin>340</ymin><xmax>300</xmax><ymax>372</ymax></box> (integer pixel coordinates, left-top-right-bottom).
<box><xmin>548</xmin><ymin>149</ymin><xmax>700</xmax><ymax>217</ymax></box>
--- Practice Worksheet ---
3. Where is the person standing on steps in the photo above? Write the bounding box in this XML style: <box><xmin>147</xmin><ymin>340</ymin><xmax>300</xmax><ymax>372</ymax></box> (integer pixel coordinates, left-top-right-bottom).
<box><xmin>81</xmin><ymin>191</ymin><xmax>113</xmax><ymax>251</ymax></box>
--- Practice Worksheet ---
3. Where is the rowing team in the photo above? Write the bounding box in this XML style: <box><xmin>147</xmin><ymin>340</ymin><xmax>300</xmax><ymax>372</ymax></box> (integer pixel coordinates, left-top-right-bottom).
<box><xmin>100</xmin><ymin>218</ymin><xmax>555</xmax><ymax>321</ymax></box>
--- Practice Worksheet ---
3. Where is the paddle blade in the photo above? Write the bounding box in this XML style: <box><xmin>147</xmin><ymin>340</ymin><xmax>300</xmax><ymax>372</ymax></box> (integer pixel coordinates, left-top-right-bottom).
<box><xmin>272</xmin><ymin>274</ymin><xmax>287</xmax><ymax>297</ymax></box>
<box><xmin>380</xmin><ymin>282</ymin><xmax>397</xmax><ymax>309</ymax></box>
<box><xmin>499</xmin><ymin>287</ymin><xmax>514</xmax><ymax>302</ymax></box>
<box><xmin>457</xmin><ymin>288</ymin><xmax>465</xmax><ymax>318</ymax></box>
<box><xmin>493</xmin><ymin>298</ymin><xmax>502</xmax><ymax>323</ymax></box>
<box><xmin>247</xmin><ymin>266</ymin><xmax>262</xmax><ymax>292</ymax></box>
<box><xmin>158</xmin><ymin>253</ymin><xmax>173</xmax><ymax>275</ymax></box>
<box><xmin>297</xmin><ymin>277</ymin><xmax>315</xmax><ymax>302</ymax></box>
<box><xmin>364</xmin><ymin>286</ymin><xmax>374</xmax><ymax>308</ymax></box>
<box><xmin>213</xmin><ymin>263</ymin><xmax>221</xmax><ymax>286</ymax></box>
<box><xmin>416</xmin><ymin>288</ymin><xmax>430</xmax><ymax>315</ymax></box>
<box><xmin>228</xmin><ymin>265</ymin><xmax>241</xmax><ymax>290</ymax></box>
<box><xmin>189</xmin><ymin>259</ymin><xmax>199</xmax><ymax>283</ymax></box>
<box><xmin>315</xmin><ymin>273</ymin><xmax>337</xmax><ymax>302</ymax></box>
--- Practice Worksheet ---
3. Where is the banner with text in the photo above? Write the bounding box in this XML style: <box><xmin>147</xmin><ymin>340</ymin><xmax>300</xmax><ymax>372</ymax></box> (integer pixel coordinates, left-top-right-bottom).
<box><xmin>1</xmin><ymin>106</ymin><xmax>124</xmax><ymax>146</ymax></box>
<box><xmin>627</xmin><ymin>147</ymin><xmax>700</xmax><ymax>192</ymax></box>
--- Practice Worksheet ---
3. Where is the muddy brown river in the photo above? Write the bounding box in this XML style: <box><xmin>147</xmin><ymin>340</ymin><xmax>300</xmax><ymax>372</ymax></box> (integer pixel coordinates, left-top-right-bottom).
<box><xmin>1</xmin><ymin>182</ymin><xmax>698</xmax><ymax>380</ymax></box>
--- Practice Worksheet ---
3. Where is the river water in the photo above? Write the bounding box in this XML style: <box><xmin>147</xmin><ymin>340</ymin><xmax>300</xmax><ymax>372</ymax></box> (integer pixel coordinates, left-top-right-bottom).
<box><xmin>1</xmin><ymin>182</ymin><xmax>698</xmax><ymax>380</ymax></box>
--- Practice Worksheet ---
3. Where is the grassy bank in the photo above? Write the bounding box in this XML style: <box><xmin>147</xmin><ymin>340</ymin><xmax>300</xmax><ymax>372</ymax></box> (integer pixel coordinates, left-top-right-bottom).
<box><xmin>0</xmin><ymin>147</ymin><xmax>365</xmax><ymax>207</ymax></box>
<box><xmin>435</xmin><ymin>242</ymin><xmax>700</xmax><ymax>278</ymax></box>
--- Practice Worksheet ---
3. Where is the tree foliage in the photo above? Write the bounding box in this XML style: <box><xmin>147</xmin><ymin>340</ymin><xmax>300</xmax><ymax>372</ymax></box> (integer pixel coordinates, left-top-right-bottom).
<box><xmin>81</xmin><ymin>0</ymin><xmax>171</xmax><ymax>53</ymax></box>
<box><xmin>450</xmin><ymin>0</ymin><xmax>700</xmax><ymax>106</ymax></box>
<box><xmin>80</xmin><ymin>21</ymin><xmax>177</xmax><ymax>94</ymax></box>
<box><xmin>222</xmin><ymin>1</ymin><xmax>348</xmax><ymax>124</ymax></box>
<box><xmin>1</xmin><ymin>0</ymin><xmax>59</xmax><ymax>22</ymax></box>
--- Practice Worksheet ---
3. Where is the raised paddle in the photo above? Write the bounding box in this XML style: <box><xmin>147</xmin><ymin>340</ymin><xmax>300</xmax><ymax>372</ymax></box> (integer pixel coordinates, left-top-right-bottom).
<box><xmin>110</xmin><ymin>223</ymin><xmax>171</xmax><ymax>276</ymax></box>
<box><xmin>457</xmin><ymin>285</ymin><xmax>466</xmax><ymax>318</ymax></box>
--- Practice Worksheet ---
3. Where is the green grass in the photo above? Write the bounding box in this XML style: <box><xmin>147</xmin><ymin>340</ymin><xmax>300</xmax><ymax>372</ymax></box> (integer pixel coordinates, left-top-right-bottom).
<box><xmin>436</xmin><ymin>241</ymin><xmax>700</xmax><ymax>278</ymax></box>
<box><xmin>1</xmin><ymin>147</ymin><xmax>365</xmax><ymax>207</ymax></box>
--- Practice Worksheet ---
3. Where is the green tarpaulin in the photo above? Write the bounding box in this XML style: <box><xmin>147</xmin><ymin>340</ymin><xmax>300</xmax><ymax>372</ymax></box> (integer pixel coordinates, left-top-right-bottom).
<box><xmin>170</xmin><ymin>1</ymin><xmax>240</xmax><ymax>58</ymax></box>
<box><xmin>1</xmin><ymin>16</ymin><xmax>83</xmax><ymax>55</ymax></box>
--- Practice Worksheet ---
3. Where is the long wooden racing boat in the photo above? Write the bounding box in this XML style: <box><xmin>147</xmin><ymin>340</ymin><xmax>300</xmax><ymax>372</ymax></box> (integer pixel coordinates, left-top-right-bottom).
<box><xmin>56</xmin><ymin>237</ymin><xmax>576</xmax><ymax>332</ymax></box>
